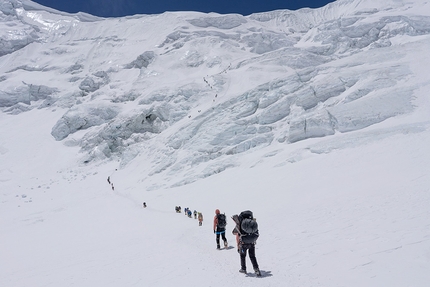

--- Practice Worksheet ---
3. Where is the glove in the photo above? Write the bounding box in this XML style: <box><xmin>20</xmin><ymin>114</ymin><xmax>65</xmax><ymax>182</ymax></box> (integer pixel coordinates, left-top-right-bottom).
<box><xmin>214</xmin><ymin>230</ymin><xmax>216</xmax><ymax>234</ymax></box>
<box><xmin>237</xmin><ymin>248</ymin><xmax>240</xmax><ymax>253</ymax></box>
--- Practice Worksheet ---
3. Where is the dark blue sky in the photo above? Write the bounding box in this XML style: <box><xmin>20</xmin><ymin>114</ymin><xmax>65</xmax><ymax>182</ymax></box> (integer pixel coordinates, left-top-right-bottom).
<box><xmin>32</xmin><ymin>0</ymin><xmax>335</xmax><ymax>17</ymax></box>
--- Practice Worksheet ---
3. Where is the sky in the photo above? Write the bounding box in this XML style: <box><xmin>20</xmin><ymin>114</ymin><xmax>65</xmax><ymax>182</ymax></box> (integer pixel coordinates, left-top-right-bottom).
<box><xmin>32</xmin><ymin>0</ymin><xmax>336</xmax><ymax>17</ymax></box>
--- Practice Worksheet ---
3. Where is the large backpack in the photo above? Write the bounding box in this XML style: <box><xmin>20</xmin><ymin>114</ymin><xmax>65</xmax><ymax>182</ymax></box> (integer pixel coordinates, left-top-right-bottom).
<box><xmin>239</xmin><ymin>210</ymin><xmax>253</xmax><ymax>221</ymax></box>
<box><xmin>217</xmin><ymin>213</ymin><xmax>227</xmax><ymax>228</ymax></box>
<box><xmin>239</xmin><ymin>210</ymin><xmax>259</xmax><ymax>244</ymax></box>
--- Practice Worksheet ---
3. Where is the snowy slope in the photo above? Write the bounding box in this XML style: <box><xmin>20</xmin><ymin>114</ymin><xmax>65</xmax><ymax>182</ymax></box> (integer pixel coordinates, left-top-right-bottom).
<box><xmin>1</xmin><ymin>0</ymin><xmax>430</xmax><ymax>286</ymax></box>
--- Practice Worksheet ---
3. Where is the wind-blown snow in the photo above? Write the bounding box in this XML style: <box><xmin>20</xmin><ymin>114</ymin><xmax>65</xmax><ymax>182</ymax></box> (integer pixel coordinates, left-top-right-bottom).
<box><xmin>1</xmin><ymin>0</ymin><xmax>430</xmax><ymax>286</ymax></box>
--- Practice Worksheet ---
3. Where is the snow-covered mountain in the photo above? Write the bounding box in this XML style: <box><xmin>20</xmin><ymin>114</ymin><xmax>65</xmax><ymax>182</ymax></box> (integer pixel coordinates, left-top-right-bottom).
<box><xmin>1</xmin><ymin>0</ymin><xmax>429</xmax><ymax>189</ymax></box>
<box><xmin>1</xmin><ymin>0</ymin><xmax>430</xmax><ymax>286</ymax></box>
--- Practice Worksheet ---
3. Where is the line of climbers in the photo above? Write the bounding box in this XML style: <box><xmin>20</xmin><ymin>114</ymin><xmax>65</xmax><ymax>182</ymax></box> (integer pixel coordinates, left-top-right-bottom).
<box><xmin>175</xmin><ymin>206</ymin><xmax>204</xmax><ymax>226</ymax></box>
<box><xmin>107</xmin><ymin>176</ymin><xmax>114</xmax><ymax>190</ymax></box>
<box><xmin>187</xmin><ymin>65</ymin><xmax>230</xmax><ymax>119</ymax></box>
<box><xmin>106</xmin><ymin>169</ymin><xmax>118</xmax><ymax>190</ymax></box>
<box><xmin>105</xmin><ymin>172</ymin><xmax>260</xmax><ymax>276</ymax></box>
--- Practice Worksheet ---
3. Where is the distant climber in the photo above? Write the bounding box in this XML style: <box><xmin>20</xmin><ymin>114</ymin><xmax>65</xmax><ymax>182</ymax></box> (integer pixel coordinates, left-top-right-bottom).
<box><xmin>198</xmin><ymin>212</ymin><xmax>203</xmax><ymax>226</ymax></box>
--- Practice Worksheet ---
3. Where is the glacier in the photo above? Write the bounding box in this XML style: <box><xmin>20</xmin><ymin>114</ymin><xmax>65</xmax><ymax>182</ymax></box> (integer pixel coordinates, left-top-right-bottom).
<box><xmin>2</xmin><ymin>0</ymin><xmax>429</xmax><ymax>190</ymax></box>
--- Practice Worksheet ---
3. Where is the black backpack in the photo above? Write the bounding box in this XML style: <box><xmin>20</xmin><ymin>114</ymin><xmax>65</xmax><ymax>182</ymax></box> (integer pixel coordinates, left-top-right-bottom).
<box><xmin>217</xmin><ymin>213</ymin><xmax>227</xmax><ymax>228</ymax></box>
<box><xmin>239</xmin><ymin>210</ymin><xmax>253</xmax><ymax>221</ymax></box>
<box><xmin>239</xmin><ymin>210</ymin><xmax>259</xmax><ymax>244</ymax></box>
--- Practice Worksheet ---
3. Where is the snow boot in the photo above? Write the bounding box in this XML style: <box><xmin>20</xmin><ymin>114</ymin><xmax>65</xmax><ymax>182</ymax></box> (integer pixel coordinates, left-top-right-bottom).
<box><xmin>224</xmin><ymin>241</ymin><xmax>228</xmax><ymax>248</ymax></box>
<box><xmin>254</xmin><ymin>268</ymin><xmax>261</xmax><ymax>277</ymax></box>
<box><xmin>239</xmin><ymin>268</ymin><xmax>246</xmax><ymax>274</ymax></box>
